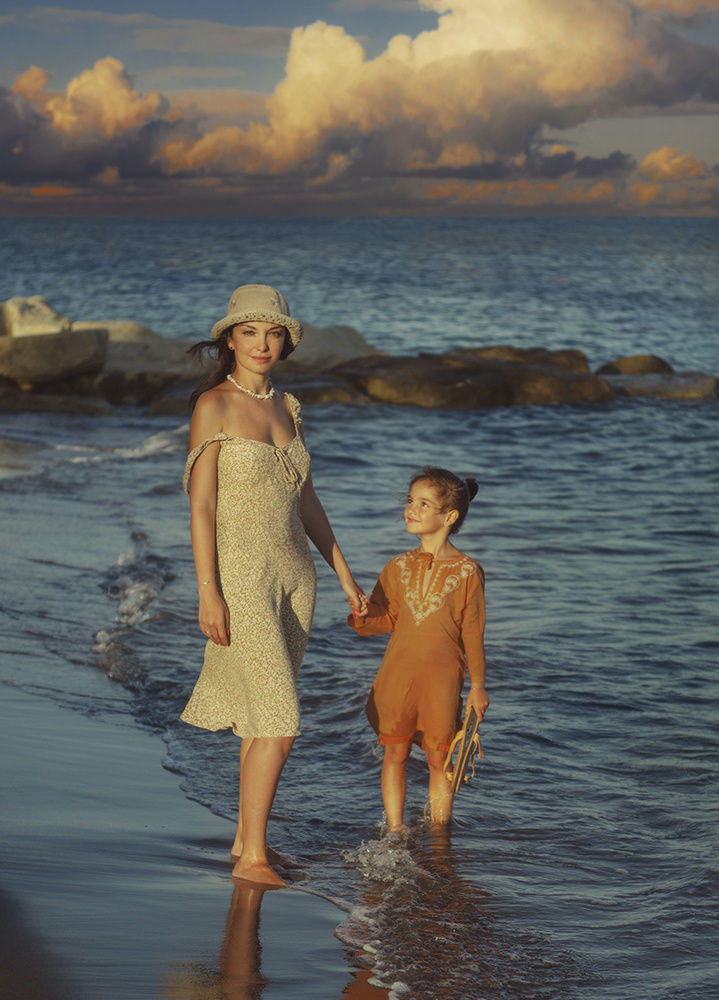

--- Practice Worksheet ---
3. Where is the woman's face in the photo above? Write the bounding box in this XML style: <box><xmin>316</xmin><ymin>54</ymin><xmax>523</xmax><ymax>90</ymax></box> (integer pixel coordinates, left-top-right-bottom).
<box><xmin>227</xmin><ymin>321</ymin><xmax>287</xmax><ymax>376</ymax></box>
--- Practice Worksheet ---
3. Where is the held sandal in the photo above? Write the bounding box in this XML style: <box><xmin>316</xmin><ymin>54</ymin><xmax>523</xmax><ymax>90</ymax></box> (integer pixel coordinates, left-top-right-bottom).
<box><xmin>443</xmin><ymin>707</ymin><xmax>483</xmax><ymax>794</ymax></box>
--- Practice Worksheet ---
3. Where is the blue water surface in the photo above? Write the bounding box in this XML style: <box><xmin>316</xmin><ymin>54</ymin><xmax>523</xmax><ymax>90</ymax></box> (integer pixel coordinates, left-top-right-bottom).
<box><xmin>0</xmin><ymin>217</ymin><xmax>717</xmax><ymax>1000</ymax></box>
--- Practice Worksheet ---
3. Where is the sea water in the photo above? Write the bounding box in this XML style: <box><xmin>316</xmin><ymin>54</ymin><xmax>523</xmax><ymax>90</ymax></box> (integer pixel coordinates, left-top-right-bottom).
<box><xmin>1</xmin><ymin>217</ymin><xmax>717</xmax><ymax>999</ymax></box>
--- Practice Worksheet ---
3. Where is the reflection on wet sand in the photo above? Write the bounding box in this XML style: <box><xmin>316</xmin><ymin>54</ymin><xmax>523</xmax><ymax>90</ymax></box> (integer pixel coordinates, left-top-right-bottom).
<box><xmin>163</xmin><ymin>881</ymin><xmax>268</xmax><ymax>1000</ymax></box>
<box><xmin>162</xmin><ymin>878</ymin><xmax>389</xmax><ymax>1000</ymax></box>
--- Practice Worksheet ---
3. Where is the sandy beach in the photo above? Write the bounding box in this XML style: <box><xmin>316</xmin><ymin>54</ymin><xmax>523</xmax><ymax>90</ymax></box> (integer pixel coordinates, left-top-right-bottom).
<box><xmin>0</xmin><ymin>681</ymin><xmax>387</xmax><ymax>1000</ymax></box>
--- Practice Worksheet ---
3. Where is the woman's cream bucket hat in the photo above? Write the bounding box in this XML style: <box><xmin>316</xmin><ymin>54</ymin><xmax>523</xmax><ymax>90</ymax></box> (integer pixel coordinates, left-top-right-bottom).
<box><xmin>210</xmin><ymin>284</ymin><xmax>303</xmax><ymax>353</ymax></box>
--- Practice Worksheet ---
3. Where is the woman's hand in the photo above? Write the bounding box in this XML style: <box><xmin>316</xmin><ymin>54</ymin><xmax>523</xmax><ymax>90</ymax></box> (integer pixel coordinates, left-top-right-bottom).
<box><xmin>341</xmin><ymin>575</ymin><xmax>368</xmax><ymax>617</ymax></box>
<box><xmin>198</xmin><ymin>587</ymin><xmax>231</xmax><ymax>646</ymax></box>
<box><xmin>465</xmin><ymin>684</ymin><xmax>490</xmax><ymax>722</ymax></box>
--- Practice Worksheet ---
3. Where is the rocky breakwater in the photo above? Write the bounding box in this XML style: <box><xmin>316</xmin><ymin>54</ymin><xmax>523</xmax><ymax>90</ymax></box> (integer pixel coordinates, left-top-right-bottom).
<box><xmin>291</xmin><ymin>347</ymin><xmax>717</xmax><ymax>407</ymax></box>
<box><xmin>0</xmin><ymin>296</ymin><xmax>376</xmax><ymax>415</ymax></box>
<box><xmin>298</xmin><ymin>346</ymin><xmax>613</xmax><ymax>408</ymax></box>
<box><xmin>0</xmin><ymin>296</ymin><xmax>716</xmax><ymax>414</ymax></box>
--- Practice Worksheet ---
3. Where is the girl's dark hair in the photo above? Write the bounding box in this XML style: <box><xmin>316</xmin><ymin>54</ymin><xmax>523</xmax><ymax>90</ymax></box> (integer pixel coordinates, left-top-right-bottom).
<box><xmin>188</xmin><ymin>325</ymin><xmax>291</xmax><ymax>411</ymax></box>
<box><xmin>409</xmin><ymin>466</ymin><xmax>478</xmax><ymax>534</ymax></box>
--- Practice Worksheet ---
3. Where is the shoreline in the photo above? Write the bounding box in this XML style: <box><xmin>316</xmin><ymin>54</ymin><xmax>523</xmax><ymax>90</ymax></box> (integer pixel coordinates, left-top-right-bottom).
<box><xmin>0</xmin><ymin>681</ymin><xmax>388</xmax><ymax>999</ymax></box>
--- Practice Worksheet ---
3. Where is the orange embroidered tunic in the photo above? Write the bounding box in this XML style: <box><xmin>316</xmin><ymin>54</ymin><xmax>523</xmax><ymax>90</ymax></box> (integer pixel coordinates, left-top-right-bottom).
<box><xmin>348</xmin><ymin>549</ymin><xmax>486</xmax><ymax>752</ymax></box>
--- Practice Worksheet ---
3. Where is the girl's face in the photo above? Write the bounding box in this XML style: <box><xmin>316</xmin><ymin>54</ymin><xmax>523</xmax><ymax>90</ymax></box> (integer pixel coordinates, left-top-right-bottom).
<box><xmin>227</xmin><ymin>321</ymin><xmax>286</xmax><ymax>376</ymax></box>
<box><xmin>404</xmin><ymin>479</ymin><xmax>457</xmax><ymax>536</ymax></box>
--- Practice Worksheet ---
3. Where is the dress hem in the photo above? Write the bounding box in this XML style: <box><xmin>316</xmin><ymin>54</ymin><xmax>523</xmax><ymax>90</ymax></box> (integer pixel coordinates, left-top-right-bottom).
<box><xmin>180</xmin><ymin>716</ymin><xmax>301</xmax><ymax>739</ymax></box>
<box><xmin>378</xmin><ymin>732</ymin><xmax>453</xmax><ymax>753</ymax></box>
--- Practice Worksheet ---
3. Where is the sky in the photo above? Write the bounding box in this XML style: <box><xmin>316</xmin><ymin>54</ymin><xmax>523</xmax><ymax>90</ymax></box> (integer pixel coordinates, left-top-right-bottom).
<box><xmin>1</xmin><ymin>0</ymin><xmax>718</xmax><ymax>215</ymax></box>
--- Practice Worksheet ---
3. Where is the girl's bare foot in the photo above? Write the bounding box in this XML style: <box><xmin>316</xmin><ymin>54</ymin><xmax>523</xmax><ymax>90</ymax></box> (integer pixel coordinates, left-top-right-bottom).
<box><xmin>232</xmin><ymin>857</ymin><xmax>287</xmax><ymax>888</ymax></box>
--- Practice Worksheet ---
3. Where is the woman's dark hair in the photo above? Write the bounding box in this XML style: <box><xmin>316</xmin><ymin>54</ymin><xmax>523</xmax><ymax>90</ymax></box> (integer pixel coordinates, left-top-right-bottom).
<box><xmin>409</xmin><ymin>466</ymin><xmax>478</xmax><ymax>534</ymax></box>
<box><xmin>187</xmin><ymin>325</ymin><xmax>290</xmax><ymax>411</ymax></box>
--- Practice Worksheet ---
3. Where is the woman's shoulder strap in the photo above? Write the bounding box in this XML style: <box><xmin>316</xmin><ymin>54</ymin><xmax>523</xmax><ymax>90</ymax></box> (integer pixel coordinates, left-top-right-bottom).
<box><xmin>183</xmin><ymin>433</ymin><xmax>229</xmax><ymax>494</ymax></box>
<box><xmin>283</xmin><ymin>391</ymin><xmax>302</xmax><ymax>422</ymax></box>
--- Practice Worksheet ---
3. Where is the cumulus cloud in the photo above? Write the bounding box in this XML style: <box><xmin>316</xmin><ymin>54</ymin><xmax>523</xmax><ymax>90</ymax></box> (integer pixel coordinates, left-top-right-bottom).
<box><xmin>2</xmin><ymin>0</ymin><xmax>719</xmax><ymax>214</ymax></box>
<box><xmin>13</xmin><ymin>57</ymin><xmax>166</xmax><ymax>139</ymax></box>
<box><xmin>639</xmin><ymin>145</ymin><xmax>708</xmax><ymax>179</ymax></box>
<box><xmin>43</xmin><ymin>58</ymin><xmax>165</xmax><ymax>138</ymax></box>
<box><xmin>1</xmin><ymin>60</ymin><xmax>177</xmax><ymax>185</ymax></box>
<box><xmin>157</xmin><ymin>0</ymin><xmax>719</xmax><ymax>186</ymax></box>
<box><xmin>13</xmin><ymin>65</ymin><xmax>50</xmax><ymax>100</ymax></box>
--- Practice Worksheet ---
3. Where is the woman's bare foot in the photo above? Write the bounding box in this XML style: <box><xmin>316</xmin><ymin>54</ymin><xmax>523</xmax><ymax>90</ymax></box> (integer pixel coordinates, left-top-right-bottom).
<box><xmin>232</xmin><ymin>857</ymin><xmax>287</xmax><ymax>888</ymax></box>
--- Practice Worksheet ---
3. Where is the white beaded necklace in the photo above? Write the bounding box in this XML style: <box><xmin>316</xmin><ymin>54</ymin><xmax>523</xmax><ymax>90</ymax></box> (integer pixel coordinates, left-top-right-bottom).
<box><xmin>226</xmin><ymin>373</ymin><xmax>275</xmax><ymax>400</ymax></box>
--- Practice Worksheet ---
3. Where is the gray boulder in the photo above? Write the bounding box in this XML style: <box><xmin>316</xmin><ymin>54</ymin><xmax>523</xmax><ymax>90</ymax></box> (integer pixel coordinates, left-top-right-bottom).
<box><xmin>282</xmin><ymin>322</ymin><xmax>377</xmax><ymax>370</ymax></box>
<box><xmin>69</xmin><ymin>322</ymin><xmax>210</xmax><ymax>404</ymax></box>
<box><xmin>0</xmin><ymin>328</ymin><xmax>109</xmax><ymax>388</ymax></box>
<box><xmin>73</xmin><ymin>320</ymin><xmax>162</xmax><ymax>343</ymax></box>
<box><xmin>0</xmin><ymin>296</ymin><xmax>71</xmax><ymax>337</ymax></box>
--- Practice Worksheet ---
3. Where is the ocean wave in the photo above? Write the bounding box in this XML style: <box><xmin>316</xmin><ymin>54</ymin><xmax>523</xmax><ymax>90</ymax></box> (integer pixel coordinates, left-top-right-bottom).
<box><xmin>60</xmin><ymin>424</ymin><xmax>189</xmax><ymax>465</ymax></box>
<box><xmin>92</xmin><ymin>529</ymin><xmax>173</xmax><ymax>687</ymax></box>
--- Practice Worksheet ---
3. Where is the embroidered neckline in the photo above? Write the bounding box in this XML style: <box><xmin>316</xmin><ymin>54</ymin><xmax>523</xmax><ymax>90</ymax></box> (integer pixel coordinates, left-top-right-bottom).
<box><xmin>395</xmin><ymin>551</ymin><xmax>475</xmax><ymax>625</ymax></box>
<box><xmin>412</xmin><ymin>548</ymin><xmax>466</xmax><ymax>564</ymax></box>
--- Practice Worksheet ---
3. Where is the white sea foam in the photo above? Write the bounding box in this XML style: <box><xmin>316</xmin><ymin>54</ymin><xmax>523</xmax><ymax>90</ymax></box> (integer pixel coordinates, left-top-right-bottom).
<box><xmin>342</xmin><ymin>833</ymin><xmax>432</xmax><ymax>884</ymax></box>
<box><xmin>60</xmin><ymin>424</ymin><xmax>189</xmax><ymax>465</ymax></box>
<box><xmin>91</xmin><ymin>530</ymin><xmax>169</xmax><ymax>685</ymax></box>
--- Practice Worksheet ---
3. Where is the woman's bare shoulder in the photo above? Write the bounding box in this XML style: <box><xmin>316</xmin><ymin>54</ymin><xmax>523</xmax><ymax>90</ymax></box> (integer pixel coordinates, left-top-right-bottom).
<box><xmin>190</xmin><ymin>385</ymin><xmax>229</xmax><ymax>446</ymax></box>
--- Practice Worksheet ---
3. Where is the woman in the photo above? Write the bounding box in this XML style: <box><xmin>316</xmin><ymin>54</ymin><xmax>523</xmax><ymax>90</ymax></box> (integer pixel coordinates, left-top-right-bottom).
<box><xmin>181</xmin><ymin>284</ymin><xmax>365</xmax><ymax>887</ymax></box>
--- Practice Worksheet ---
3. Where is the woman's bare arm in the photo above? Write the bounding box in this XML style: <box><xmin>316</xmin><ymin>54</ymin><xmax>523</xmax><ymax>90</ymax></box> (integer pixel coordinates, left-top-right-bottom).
<box><xmin>300</xmin><ymin>474</ymin><xmax>365</xmax><ymax>612</ymax></box>
<box><xmin>188</xmin><ymin>392</ymin><xmax>231</xmax><ymax>645</ymax></box>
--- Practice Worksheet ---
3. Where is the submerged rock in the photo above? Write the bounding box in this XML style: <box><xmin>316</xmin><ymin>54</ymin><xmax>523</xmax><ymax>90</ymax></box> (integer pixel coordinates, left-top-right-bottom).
<box><xmin>449</xmin><ymin>345</ymin><xmax>590</xmax><ymax>374</ymax></box>
<box><xmin>604</xmin><ymin>373</ymin><xmax>718</xmax><ymax>401</ymax></box>
<box><xmin>597</xmin><ymin>354</ymin><xmax>674</xmax><ymax>376</ymax></box>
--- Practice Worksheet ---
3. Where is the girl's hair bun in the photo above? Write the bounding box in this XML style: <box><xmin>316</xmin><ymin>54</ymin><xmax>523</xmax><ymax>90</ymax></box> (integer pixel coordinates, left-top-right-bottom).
<box><xmin>465</xmin><ymin>477</ymin><xmax>479</xmax><ymax>502</ymax></box>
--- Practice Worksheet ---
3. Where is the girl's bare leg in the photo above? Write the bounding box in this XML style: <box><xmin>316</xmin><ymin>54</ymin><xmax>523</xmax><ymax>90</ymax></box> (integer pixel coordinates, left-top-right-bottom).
<box><xmin>381</xmin><ymin>741</ymin><xmax>412</xmax><ymax>830</ymax></box>
<box><xmin>425</xmin><ymin>747</ymin><xmax>454</xmax><ymax>823</ymax></box>
<box><xmin>232</xmin><ymin>736</ymin><xmax>294</xmax><ymax>887</ymax></box>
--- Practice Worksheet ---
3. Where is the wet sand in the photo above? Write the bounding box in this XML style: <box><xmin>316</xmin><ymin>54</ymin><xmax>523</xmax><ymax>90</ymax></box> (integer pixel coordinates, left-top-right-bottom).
<box><xmin>0</xmin><ymin>683</ymin><xmax>387</xmax><ymax>1000</ymax></box>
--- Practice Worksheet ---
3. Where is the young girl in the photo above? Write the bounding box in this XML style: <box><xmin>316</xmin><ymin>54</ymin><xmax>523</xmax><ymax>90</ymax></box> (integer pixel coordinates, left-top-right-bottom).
<box><xmin>349</xmin><ymin>466</ymin><xmax>489</xmax><ymax>829</ymax></box>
